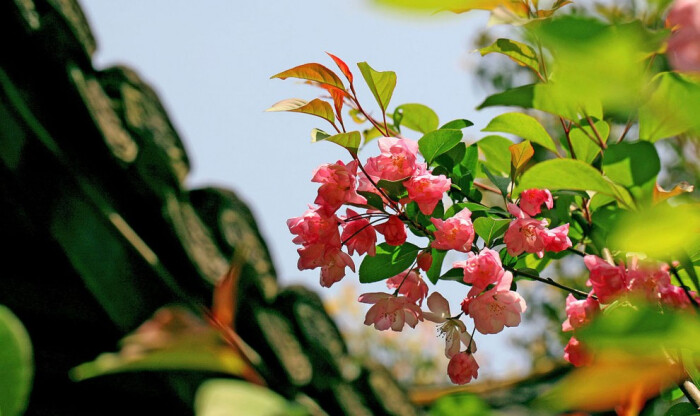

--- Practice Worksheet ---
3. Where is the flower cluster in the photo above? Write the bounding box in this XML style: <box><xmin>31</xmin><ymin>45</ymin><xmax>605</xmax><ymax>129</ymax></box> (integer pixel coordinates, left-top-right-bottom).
<box><xmin>287</xmin><ymin>136</ymin><xmax>451</xmax><ymax>288</ymax></box>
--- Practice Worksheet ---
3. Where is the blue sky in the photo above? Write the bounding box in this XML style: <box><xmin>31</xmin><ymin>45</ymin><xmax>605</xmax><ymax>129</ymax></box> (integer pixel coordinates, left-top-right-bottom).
<box><xmin>81</xmin><ymin>0</ymin><xmax>533</xmax><ymax>380</ymax></box>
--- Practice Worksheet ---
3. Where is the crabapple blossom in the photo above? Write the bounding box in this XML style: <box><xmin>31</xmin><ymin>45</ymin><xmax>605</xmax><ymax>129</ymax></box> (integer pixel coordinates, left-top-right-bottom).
<box><xmin>319</xmin><ymin>248</ymin><xmax>355</xmax><ymax>288</ymax></box>
<box><xmin>430</xmin><ymin>208</ymin><xmax>475</xmax><ymax>252</ymax></box>
<box><xmin>519</xmin><ymin>188</ymin><xmax>553</xmax><ymax>216</ymax></box>
<box><xmin>626</xmin><ymin>262</ymin><xmax>672</xmax><ymax>302</ymax></box>
<box><xmin>358</xmin><ymin>292</ymin><xmax>423</xmax><ymax>331</ymax></box>
<box><xmin>504</xmin><ymin>204</ymin><xmax>571</xmax><ymax>258</ymax></box>
<box><xmin>562</xmin><ymin>294</ymin><xmax>600</xmax><ymax>332</ymax></box>
<box><xmin>404</xmin><ymin>171</ymin><xmax>451</xmax><ymax>215</ymax></box>
<box><xmin>311</xmin><ymin>160</ymin><xmax>366</xmax><ymax>214</ymax></box>
<box><xmin>365</xmin><ymin>137</ymin><xmax>420</xmax><ymax>181</ymax></box>
<box><xmin>447</xmin><ymin>352</ymin><xmax>479</xmax><ymax>385</ymax></box>
<box><xmin>468</xmin><ymin>272</ymin><xmax>527</xmax><ymax>335</ymax></box>
<box><xmin>423</xmin><ymin>293</ymin><xmax>476</xmax><ymax>358</ymax></box>
<box><xmin>386</xmin><ymin>269</ymin><xmax>429</xmax><ymax>305</ymax></box>
<box><xmin>287</xmin><ymin>206</ymin><xmax>340</xmax><ymax>248</ymax></box>
<box><xmin>666</xmin><ymin>0</ymin><xmax>700</xmax><ymax>72</ymax></box>
<box><xmin>453</xmin><ymin>247</ymin><xmax>505</xmax><ymax>297</ymax></box>
<box><xmin>543</xmin><ymin>224</ymin><xmax>572</xmax><ymax>253</ymax></box>
<box><xmin>417</xmin><ymin>250</ymin><xmax>433</xmax><ymax>272</ymax></box>
<box><xmin>375</xmin><ymin>215</ymin><xmax>407</xmax><ymax>246</ymax></box>
<box><xmin>584</xmin><ymin>255</ymin><xmax>628</xmax><ymax>304</ymax></box>
<box><xmin>564</xmin><ymin>336</ymin><xmax>593</xmax><ymax>367</ymax></box>
<box><xmin>340</xmin><ymin>209</ymin><xmax>376</xmax><ymax>256</ymax></box>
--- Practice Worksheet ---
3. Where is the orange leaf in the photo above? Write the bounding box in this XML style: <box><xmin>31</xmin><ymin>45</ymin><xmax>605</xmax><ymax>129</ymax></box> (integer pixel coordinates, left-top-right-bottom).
<box><xmin>653</xmin><ymin>181</ymin><xmax>694</xmax><ymax>204</ymax></box>
<box><xmin>266</xmin><ymin>98</ymin><xmax>335</xmax><ymax>124</ymax></box>
<box><xmin>326</xmin><ymin>52</ymin><xmax>353</xmax><ymax>84</ymax></box>
<box><xmin>270</xmin><ymin>63</ymin><xmax>346</xmax><ymax>91</ymax></box>
<box><xmin>509</xmin><ymin>140</ymin><xmax>534</xmax><ymax>173</ymax></box>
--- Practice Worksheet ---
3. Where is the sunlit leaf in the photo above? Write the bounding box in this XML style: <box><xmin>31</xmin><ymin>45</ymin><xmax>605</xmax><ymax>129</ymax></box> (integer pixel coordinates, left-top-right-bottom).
<box><xmin>195</xmin><ymin>379</ymin><xmax>305</xmax><ymax>416</ymax></box>
<box><xmin>359</xmin><ymin>242</ymin><xmax>420</xmax><ymax>283</ymax></box>
<box><xmin>639</xmin><ymin>72</ymin><xmax>700</xmax><ymax>142</ymax></box>
<box><xmin>473</xmin><ymin>217</ymin><xmax>510</xmax><ymax>246</ymax></box>
<box><xmin>440</xmin><ymin>119</ymin><xmax>473</xmax><ymax>130</ymax></box>
<box><xmin>479</xmin><ymin>38</ymin><xmax>540</xmax><ymax>75</ymax></box>
<box><xmin>326</xmin><ymin>52</ymin><xmax>353</xmax><ymax>83</ymax></box>
<box><xmin>394</xmin><ymin>103</ymin><xmax>439</xmax><ymax>134</ymax></box>
<box><xmin>271</xmin><ymin>63</ymin><xmax>346</xmax><ymax>91</ymax></box>
<box><xmin>311</xmin><ymin>129</ymin><xmax>361</xmax><ymax>155</ymax></box>
<box><xmin>568</xmin><ymin>120</ymin><xmax>607</xmax><ymax>163</ymax></box>
<box><xmin>418</xmin><ymin>129</ymin><xmax>463</xmax><ymax>164</ymax></box>
<box><xmin>426</xmin><ymin>249</ymin><xmax>447</xmax><ymax>284</ymax></box>
<box><xmin>482</xmin><ymin>112</ymin><xmax>558</xmax><ymax>154</ymax></box>
<box><xmin>0</xmin><ymin>305</ymin><xmax>33</xmax><ymax>416</ymax></box>
<box><xmin>373</xmin><ymin>0</ymin><xmax>528</xmax><ymax>16</ymax></box>
<box><xmin>602</xmin><ymin>141</ymin><xmax>660</xmax><ymax>204</ymax></box>
<box><xmin>508</xmin><ymin>140</ymin><xmax>534</xmax><ymax>174</ymax></box>
<box><xmin>477</xmin><ymin>135</ymin><xmax>512</xmax><ymax>176</ymax></box>
<box><xmin>266</xmin><ymin>98</ymin><xmax>335</xmax><ymax>124</ymax></box>
<box><xmin>357</xmin><ymin>62</ymin><xmax>397</xmax><ymax>113</ymax></box>
<box><xmin>608</xmin><ymin>203</ymin><xmax>700</xmax><ymax>258</ymax></box>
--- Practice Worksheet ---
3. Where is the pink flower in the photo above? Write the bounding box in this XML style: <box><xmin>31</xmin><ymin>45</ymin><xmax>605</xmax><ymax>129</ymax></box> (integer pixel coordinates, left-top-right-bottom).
<box><xmin>519</xmin><ymin>188</ymin><xmax>553</xmax><ymax>216</ymax></box>
<box><xmin>319</xmin><ymin>248</ymin><xmax>355</xmax><ymax>288</ymax></box>
<box><xmin>375</xmin><ymin>215</ymin><xmax>407</xmax><ymax>246</ymax></box>
<box><xmin>543</xmin><ymin>224</ymin><xmax>572</xmax><ymax>253</ymax></box>
<box><xmin>661</xmin><ymin>285</ymin><xmax>698</xmax><ymax>309</ymax></box>
<box><xmin>467</xmin><ymin>272</ymin><xmax>527</xmax><ymax>334</ymax></box>
<box><xmin>287</xmin><ymin>206</ymin><xmax>340</xmax><ymax>248</ymax></box>
<box><xmin>564</xmin><ymin>336</ymin><xmax>592</xmax><ymax>367</ymax></box>
<box><xmin>453</xmin><ymin>248</ymin><xmax>505</xmax><ymax>297</ymax></box>
<box><xmin>503</xmin><ymin>204</ymin><xmax>550</xmax><ymax>258</ymax></box>
<box><xmin>562</xmin><ymin>294</ymin><xmax>599</xmax><ymax>332</ymax></box>
<box><xmin>417</xmin><ymin>250</ymin><xmax>433</xmax><ymax>272</ymax></box>
<box><xmin>423</xmin><ymin>293</ymin><xmax>476</xmax><ymax>358</ymax></box>
<box><xmin>340</xmin><ymin>209</ymin><xmax>376</xmax><ymax>256</ymax></box>
<box><xmin>584</xmin><ymin>255</ymin><xmax>628</xmax><ymax>304</ymax></box>
<box><xmin>430</xmin><ymin>208</ymin><xmax>475</xmax><ymax>252</ymax></box>
<box><xmin>404</xmin><ymin>172</ymin><xmax>451</xmax><ymax>215</ymax></box>
<box><xmin>667</xmin><ymin>0</ymin><xmax>700</xmax><ymax>73</ymax></box>
<box><xmin>312</xmin><ymin>160</ymin><xmax>366</xmax><ymax>214</ymax></box>
<box><xmin>447</xmin><ymin>352</ymin><xmax>479</xmax><ymax>385</ymax></box>
<box><xmin>365</xmin><ymin>137</ymin><xmax>420</xmax><ymax>181</ymax></box>
<box><xmin>626</xmin><ymin>262</ymin><xmax>672</xmax><ymax>302</ymax></box>
<box><xmin>358</xmin><ymin>292</ymin><xmax>423</xmax><ymax>331</ymax></box>
<box><xmin>386</xmin><ymin>269</ymin><xmax>429</xmax><ymax>305</ymax></box>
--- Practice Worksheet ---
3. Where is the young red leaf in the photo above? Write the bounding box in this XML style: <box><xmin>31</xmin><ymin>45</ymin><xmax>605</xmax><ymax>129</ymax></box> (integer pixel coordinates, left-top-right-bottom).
<box><xmin>509</xmin><ymin>140</ymin><xmax>534</xmax><ymax>173</ymax></box>
<box><xmin>320</xmin><ymin>84</ymin><xmax>347</xmax><ymax>122</ymax></box>
<box><xmin>266</xmin><ymin>98</ymin><xmax>335</xmax><ymax>124</ymax></box>
<box><xmin>326</xmin><ymin>52</ymin><xmax>353</xmax><ymax>84</ymax></box>
<box><xmin>270</xmin><ymin>63</ymin><xmax>346</xmax><ymax>91</ymax></box>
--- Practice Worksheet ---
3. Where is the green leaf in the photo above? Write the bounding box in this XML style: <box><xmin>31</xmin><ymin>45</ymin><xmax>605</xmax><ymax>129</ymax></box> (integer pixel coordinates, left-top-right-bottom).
<box><xmin>0</xmin><ymin>306</ymin><xmax>33</xmax><ymax>416</ymax></box>
<box><xmin>477</xmin><ymin>84</ymin><xmax>535</xmax><ymax>110</ymax></box>
<box><xmin>664</xmin><ymin>403</ymin><xmax>698</xmax><ymax>416</ymax></box>
<box><xmin>359</xmin><ymin>243</ymin><xmax>420</xmax><ymax>283</ymax></box>
<box><xmin>639</xmin><ymin>72</ymin><xmax>700</xmax><ymax>142</ymax></box>
<box><xmin>394</xmin><ymin>103</ymin><xmax>439</xmax><ymax>133</ymax></box>
<box><xmin>376</xmin><ymin>179</ymin><xmax>406</xmax><ymax>201</ymax></box>
<box><xmin>602</xmin><ymin>141</ymin><xmax>660</xmax><ymax>204</ymax></box>
<box><xmin>195</xmin><ymin>379</ymin><xmax>306</xmax><ymax>416</ymax></box>
<box><xmin>426</xmin><ymin>249</ymin><xmax>447</xmax><ymax>285</ymax></box>
<box><xmin>482</xmin><ymin>112</ymin><xmax>558</xmax><ymax>154</ymax></box>
<box><xmin>482</xmin><ymin>165</ymin><xmax>510</xmax><ymax>198</ymax></box>
<box><xmin>271</xmin><ymin>63</ymin><xmax>346</xmax><ymax>91</ymax></box>
<box><xmin>418</xmin><ymin>129</ymin><xmax>464</xmax><ymax>164</ymax></box>
<box><xmin>357</xmin><ymin>62</ymin><xmax>397</xmax><ymax>113</ymax></box>
<box><xmin>477</xmin><ymin>135</ymin><xmax>512</xmax><ymax>176</ymax></box>
<box><xmin>311</xmin><ymin>129</ymin><xmax>361</xmax><ymax>155</ymax></box>
<box><xmin>440</xmin><ymin>119</ymin><xmax>473</xmax><ymax>130</ymax></box>
<box><xmin>514</xmin><ymin>159</ymin><xmax>630</xmax><ymax>203</ymax></box>
<box><xmin>568</xmin><ymin>120</ymin><xmax>607</xmax><ymax>163</ymax></box>
<box><xmin>266</xmin><ymin>98</ymin><xmax>335</xmax><ymax>124</ymax></box>
<box><xmin>609</xmin><ymin>203</ymin><xmax>700</xmax><ymax>261</ymax></box>
<box><xmin>479</xmin><ymin>38</ymin><xmax>540</xmax><ymax>75</ymax></box>
<box><xmin>357</xmin><ymin>191</ymin><xmax>385</xmax><ymax>211</ymax></box>
<box><xmin>473</xmin><ymin>217</ymin><xmax>510</xmax><ymax>246</ymax></box>
<box><xmin>509</xmin><ymin>140</ymin><xmax>534</xmax><ymax>174</ymax></box>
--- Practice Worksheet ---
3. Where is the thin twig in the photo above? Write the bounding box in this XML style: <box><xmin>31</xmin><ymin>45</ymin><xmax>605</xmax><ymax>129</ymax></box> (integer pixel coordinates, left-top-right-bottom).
<box><xmin>506</xmin><ymin>266</ymin><xmax>595</xmax><ymax>299</ymax></box>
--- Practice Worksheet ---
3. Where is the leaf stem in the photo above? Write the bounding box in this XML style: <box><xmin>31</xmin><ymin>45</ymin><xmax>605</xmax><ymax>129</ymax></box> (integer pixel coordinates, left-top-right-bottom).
<box><xmin>349</xmin><ymin>85</ymin><xmax>391</xmax><ymax>137</ymax></box>
<box><xmin>559</xmin><ymin>117</ymin><xmax>577</xmax><ymax>159</ymax></box>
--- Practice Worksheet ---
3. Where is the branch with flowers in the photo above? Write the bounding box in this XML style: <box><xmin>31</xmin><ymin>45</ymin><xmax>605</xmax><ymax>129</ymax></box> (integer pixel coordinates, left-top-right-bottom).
<box><xmin>270</xmin><ymin>0</ymin><xmax>700</xmax><ymax>412</ymax></box>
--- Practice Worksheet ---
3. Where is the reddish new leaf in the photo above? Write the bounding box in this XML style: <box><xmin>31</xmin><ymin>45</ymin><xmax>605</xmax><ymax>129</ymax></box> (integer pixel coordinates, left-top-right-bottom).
<box><xmin>326</xmin><ymin>52</ymin><xmax>353</xmax><ymax>84</ymax></box>
<box><xmin>270</xmin><ymin>63</ymin><xmax>346</xmax><ymax>91</ymax></box>
<box><xmin>509</xmin><ymin>140</ymin><xmax>534</xmax><ymax>173</ymax></box>
<box><xmin>266</xmin><ymin>98</ymin><xmax>335</xmax><ymax>124</ymax></box>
